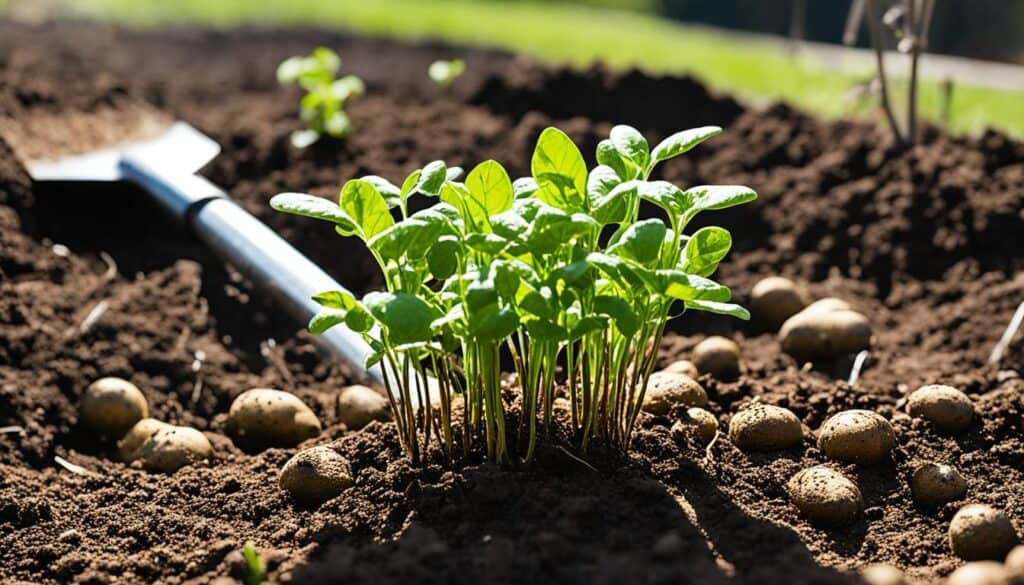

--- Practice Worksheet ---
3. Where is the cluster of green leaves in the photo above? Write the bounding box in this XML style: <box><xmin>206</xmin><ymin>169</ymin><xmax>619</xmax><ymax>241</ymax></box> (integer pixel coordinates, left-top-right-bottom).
<box><xmin>277</xmin><ymin>47</ymin><xmax>365</xmax><ymax>148</ymax></box>
<box><xmin>271</xmin><ymin>124</ymin><xmax>755</xmax><ymax>463</ymax></box>
<box><xmin>428</xmin><ymin>59</ymin><xmax>465</xmax><ymax>92</ymax></box>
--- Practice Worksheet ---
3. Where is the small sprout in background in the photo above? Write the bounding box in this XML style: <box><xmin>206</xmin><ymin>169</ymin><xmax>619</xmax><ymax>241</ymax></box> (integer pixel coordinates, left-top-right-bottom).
<box><xmin>277</xmin><ymin>47</ymin><xmax>365</xmax><ymax>148</ymax></box>
<box><xmin>242</xmin><ymin>541</ymin><xmax>266</xmax><ymax>585</ymax></box>
<box><xmin>428</xmin><ymin>58</ymin><xmax>465</xmax><ymax>92</ymax></box>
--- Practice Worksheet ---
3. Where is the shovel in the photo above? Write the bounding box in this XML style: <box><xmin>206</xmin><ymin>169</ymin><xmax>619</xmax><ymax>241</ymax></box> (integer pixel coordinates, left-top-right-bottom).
<box><xmin>7</xmin><ymin>117</ymin><xmax>387</xmax><ymax>386</ymax></box>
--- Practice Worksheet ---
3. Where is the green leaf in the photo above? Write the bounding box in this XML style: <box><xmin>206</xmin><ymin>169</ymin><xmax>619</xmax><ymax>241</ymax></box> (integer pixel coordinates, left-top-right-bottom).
<box><xmin>656</xmin><ymin>270</ymin><xmax>731</xmax><ymax>302</ymax></box>
<box><xmin>685</xmin><ymin>185</ymin><xmax>757</xmax><ymax>215</ymax></box>
<box><xmin>331</xmin><ymin>75</ymin><xmax>365</xmax><ymax>101</ymax></box>
<box><xmin>682</xmin><ymin>226</ymin><xmax>732</xmax><ymax>277</ymax></box>
<box><xmin>416</xmin><ymin>160</ymin><xmax>448</xmax><ymax>196</ymax></box>
<box><xmin>270</xmin><ymin>192</ymin><xmax>358</xmax><ymax>234</ymax></box>
<box><xmin>312</xmin><ymin>290</ymin><xmax>358</xmax><ymax>309</ymax></box>
<box><xmin>591</xmin><ymin>180</ymin><xmax>636</xmax><ymax>226</ymax></box>
<box><xmin>360</xmin><ymin>175</ymin><xmax>402</xmax><ymax>208</ymax></box>
<box><xmin>569</xmin><ymin>315</ymin><xmax>609</xmax><ymax>341</ymax></box>
<box><xmin>523</xmin><ymin>318</ymin><xmax>565</xmax><ymax>341</ymax></box>
<box><xmin>427</xmin><ymin>236</ymin><xmax>460</xmax><ymax>280</ymax></box>
<box><xmin>428</xmin><ymin>58</ymin><xmax>465</xmax><ymax>89</ymax></box>
<box><xmin>469</xmin><ymin>304</ymin><xmax>519</xmax><ymax>342</ymax></box>
<box><xmin>339</xmin><ymin>179</ymin><xmax>395</xmax><ymax>239</ymax></box>
<box><xmin>531</xmin><ymin>127</ymin><xmax>588</xmax><ymax>211</ymax></box>
<box><xmin>512</xmin><ymin>177</ymin><xmax>539</xmax><ymax>199</ymax></box>
<box><xmin>611</xmin><ymin>218</ymin><xmax>666</xmax><ymax>264</ymax></box>
<box><xmin>369</xmin><ymin>217</ymin><xmax>444</xmax><ymax>259</ymax></box>
<box><xmin>344</xmin><ymin>304</ymin><xmax>374</xmax><ymax>332</ymax></box>
<box><xmin>596</xmin><ymin>139</ymin><xmax>637</xmax><ymax>181</ymax></box>
<box><xmin>587</xmin><ymin>165</ymin><xmax>621</xmax><ymax>199</ymax></box>
<box><xmin>445</xmin><ymin>167</ymin><xmax>464</xmax><ymax>182</ymax></box>
<box><xmin>651</xmin><ymin>126</ymin><xmax>722</xmax><ymax>164</ymax></box>
<box><xmin>685</xmin><ymin>299</ymin><xmax>750</xmax><ymax>320</ymax></box>
<box><xmin>464</xmin><ymin>232</ymin><xmax>509</xmax><ymax>255</ymax></box>
<box><xmin>308</xmin><ymin>308</ymin><xmax>347</xmax><ymax>334</ymax></box>
<box><xmin>636</xmin><ymin>180</ymin><xmax>688</xmax><ymax>216</ymax></box>
<box><xmin>362</xmin><ymin>291</ymin><xmax>440</xmax><ymax>345</ymax></box>
<box><xmin>400</xmin><ymin>170</ymin><xmax>421</xmax><ymax>198</ymax></box>
<box><xmin>464</xmin><ymin>159</ymin><xmax>514</xmax><ymax>224</ymax></box>
<box><xmin>594</xmin><ymin>295</ymin><xmax>639</xmax><ymax>337</ymax></box>
<box><xmin>609</xmin><ymin>125</ymin><xmax>650</xmax><ymax>169</ymax></box>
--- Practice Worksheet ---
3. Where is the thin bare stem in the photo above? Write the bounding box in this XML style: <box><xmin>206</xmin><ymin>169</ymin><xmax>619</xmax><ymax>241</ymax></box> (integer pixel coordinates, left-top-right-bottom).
<box><xmin>865</xmin><ymin>0</ymin><xmax>906</xmax><ymax>145</ymax></box>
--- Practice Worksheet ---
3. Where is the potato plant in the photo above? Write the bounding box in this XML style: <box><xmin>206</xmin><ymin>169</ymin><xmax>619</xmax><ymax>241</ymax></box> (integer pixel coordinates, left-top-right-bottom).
<box><xmin>277</xmin><ymin>47</ymin><xmax>365</xmax><ymax>148</ymax></box>
<box><xmin>271</xmin><ymin>124</ymin><xmax>755</xmax><ymax>463</ymax></box>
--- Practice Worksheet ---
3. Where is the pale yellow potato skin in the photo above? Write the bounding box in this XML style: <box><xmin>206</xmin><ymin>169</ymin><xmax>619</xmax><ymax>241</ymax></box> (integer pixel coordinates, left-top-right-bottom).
<box><xmin>750</xmin><ymin>276</ymin><xmax>808</xmax><ymax>330</ymax></box>
<box><xmin>728</xmin><ymin>404</ymin><xmax>803</xmax><ymax>451</ymax></box>
<box><xmin>948</xmin><ymin>504</ymin><xmax>1020</xmax><ymax>561</ymax></box>
<box><xmin>227</xmin><ymin>388</ymin><xmax>322</xmax><ymax>448</ymax></box>
<box><xmin>118</xmin><ymin>418</ymin><xmax>172</xmax><ymax>461</ymax></box>
<box><xmin>670</xmin><ymin>407</ymin><xmax>719</xmax><ymax>446</ymax></box>
<box><xmin>786</xmin><ymin>465</ymin><xmax>863</xmax><ymax>526</ymax></box>
<box><xmin>642</xmin><ymin>372</ymin><xmax>708</xmax><ymax>415</ymax></box>
<box><xmin>779</xmin><ymin>305</ymin><xmax>871</xmax><ymax>363</ymax></box>
<box><xmin>859</xmin><ymin>563</ymin><xmax>907</xmax><ymax>585</ymax></box>
<box><xmin>279</xmin><ymin>445</ymin><xmax>354</xmax><ymax>504</ymax></box>
<box><xmin>79</xmin><ymin>377</ymin><xmax>149</xmax><ymax>438</ymax></box>
<box><xmin>816</xmin><ymin>409</ymin><xmax>895</xmax><ymax>464</ymax></box>
<box><xmin>1005</xmin><ymin>545</ymin><xmax>1024</xmax><ymax>576</ymax></box>
<box><xmin>946</xmin><ymin>561</ymin><xmax>1015</xmax><ymax>585</ymax></box>
<box><xmin>906</xmin><ymin>384</ymin><xmax>975</xmax><ymax>434</ymax></box>
<box><xmin>663</xmin><ymin>359</ymin><xmax>699</xmax><ymax>378</ymax></box>
<box><xmin>136</xmin><ymin>425</ymin><xmax>213</xmax><ymax>473</ymax></box>
<box><xmin>910</xmin><ymin>463</ymin><xmax>967</xmax><ymax>507</ymax></box>
<box><xmin>337</xmin><ymin>385</ymin><xmax>391</xmax><ymax>430</ymax></box>
<box><xmin>692</xmin><ymin>336</ymin><xmax>741</xmax><ymax>379</ymax></box>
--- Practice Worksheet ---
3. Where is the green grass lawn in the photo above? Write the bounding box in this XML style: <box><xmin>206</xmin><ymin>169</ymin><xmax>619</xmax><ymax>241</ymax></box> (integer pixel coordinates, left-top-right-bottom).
<box><xmin>37</xmin><ymin>0</ymin><xmax>1024</xmax><ymax>136</ymax></box>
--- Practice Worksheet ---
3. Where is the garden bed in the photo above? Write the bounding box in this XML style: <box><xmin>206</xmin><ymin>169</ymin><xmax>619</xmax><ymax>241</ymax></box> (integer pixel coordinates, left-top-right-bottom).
<box><xmin>1</xmin><ymin>20</ymin><xmax>1023</xmax><ymax>585</ymax></box>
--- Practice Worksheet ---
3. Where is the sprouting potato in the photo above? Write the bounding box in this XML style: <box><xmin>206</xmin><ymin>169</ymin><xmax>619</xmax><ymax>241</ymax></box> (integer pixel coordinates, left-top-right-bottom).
<box><xmin>750</xmin><ymin>276</ymin><xmax>808</xmax><ymax>330</ymax></box>
<box><xmin>945</xmin><ymin>562</ymin><xmax>1015</xmax><ymax>585</ymax></box>
<box><xmin>910</xmin><ymin>463</ymin><xmax>967</xmax><ymax>507</ymax></box>
<box><xmin>1006</xmin><ymin>545</ymin><xmax>1024</xmax><ymax>576</ymax></box>
<box><xmin>906</xmin><ymin>384</ymin><xmax>975</xmax><ymax>434</ymax></box>
<box><xmin>786</xmin><ymin>465</ymin><xmax>863</xmax><ymax>526</ymax></box>
<box><xmin>670</xmin><ymin>407</ymin><xmax>719</xmax><ymax>446</ymax></box>
<box><xmin>663</xmin><ymin>359</ymin><xmax>699</xmax><ymax>378</ymax></box>
<box><xmin>279</xmin><ymin>445</ymin><xmax>354</xmax><ymax>504</ymax></box>
<box><xmin>779</xmin><ymin>301</ymin><xmax>871</xmax><ymax>363</ymax></box>
<box><xmin>816</xmin><ymin>409</ymin><xmax>895</xmax><ymax>464</ymax></box>
<box><xmin>337</xmin><ymin>385</ymin><xmax>391</xmax><ymax>430</ymax></box>
<box><xmin>227</xmin><ymin>388</ymin><xmax>322</xmax><ymax>448</ymax></box>
<box><xmin>727</xmin><ymin>404</ymin><xmax>804</xmax><ymax>451</ymax></box>
<box><xmin>118</xmin><ymin>418</ymin><xmax>172</xmax><ymax>461</ymax></box>
<box><xmin>79</xmin><ymin>377</ymin><xmax>149</xmax><ymax>438</ymax></box>
<box><xmin>692</xmin><ymin>336</ymin><xmax>741</xmax><ymax>379</ymax></box>
<box><xmin>859</xmin><ymin>563</ymin><xmax>908</xmax><ymax>585</ymax></box>
<box><xmin>134</xmin><ymin>425</ymin><xmax>213</xmax><ymax>473</ymax></box>
<box><xmin>948</xmin><ymin>504</ymin><xmax>1020</xmax><ymax>561</ymax></box>
<box><xmin>642</xmin><ymin>372</ymin><xmax>708</xmax><ymax>415</ymax></box>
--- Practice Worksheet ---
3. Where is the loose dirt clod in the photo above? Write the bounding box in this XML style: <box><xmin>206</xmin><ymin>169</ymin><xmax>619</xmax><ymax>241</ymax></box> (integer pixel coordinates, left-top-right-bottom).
<box><xmin>670</xmin><ymin>407</ymin><xmax>718</xmax><ymax>446</ymax></box>
<box><xmin>779</xmin><ymin>302</ymin><xmax>872</xmax><ymax>363</ymax></box>
<box><xmin>945</xmin><ymin>561</ymin><xmax>1015</xmax><ymax>585</ymax></box>
<box><xmin>816</xmin><ymin>409</ymin><xmax>895</xmax><ymax>464</ymax></box>
<box><xmin>278</xmin><ymin>445</ymin><xmax>354</xmax><ymax>504</ymax></box>
<box><xmin>227</xmin><ymin>388</ymin><xmax>322</xmax><ymax>449</ymax></box>
<box><xmin>859</xmin><ymin>563</ymin><xmax>908</xmax><ymax>585</ymax></box>
<box><xmin>337</xmin><ymin>385</ymin><xmax>391</xmax><ymax>430</ymax></box>
<box><xmin>948</xmin><ymin>504</ymin><xmax>1020</xmax><ymax>561</ymax></box>
<box><xmin>642</xmin><ymin>372</ymin><xmax>708</xmax><ymax>415</ymax></box>
<box><xmin>134</xmin><ymin>425</ymin><xmax>213</xmax><ymax>473</ymax></box>
<box><xmin>79</xmin><ymin>377</ymin><xmax>149</xmax><ymax>438</ymax></box>
<box><xmin>728</xmin><ymin>403</ymin><xmax>804</xmax><ymax>451</ymax></box>
<box><xmin>787</xmin><ymin>465</ymin><xmax>863</xmax><ymax>526</ymax></box>
<box><xmin>910</xmin><ymin>463</ymin><xmax>968</xmax><ymax>507</ymax></box>
<box><xmin>750</xmin><ymin>276</ymin><xmax>808</xmax><ymax>330</ymax></box>
<box><xmin>906</xmin><ymin>384</ymin><xmax>975</xmax><ymax>434</ymax></box>
<box><xmin>692</xmin><ymin>336</ymin><xmax>741</xmax><ymax>379</ymax></box>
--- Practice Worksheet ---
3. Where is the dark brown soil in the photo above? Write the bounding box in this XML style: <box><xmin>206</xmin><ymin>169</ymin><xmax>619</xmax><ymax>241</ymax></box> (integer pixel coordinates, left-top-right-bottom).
<box><xmin>2</xmin><ymin>19</ymin><xmax>1024</xmax><ymax>585</ymax></box>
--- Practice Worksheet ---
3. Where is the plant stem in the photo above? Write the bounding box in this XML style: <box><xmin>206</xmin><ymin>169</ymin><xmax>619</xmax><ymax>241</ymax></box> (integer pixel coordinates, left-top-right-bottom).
<box><xmin>865</xmin><ymin>0</ymin><xmax>905</xmax><ymax>145</ymax></box>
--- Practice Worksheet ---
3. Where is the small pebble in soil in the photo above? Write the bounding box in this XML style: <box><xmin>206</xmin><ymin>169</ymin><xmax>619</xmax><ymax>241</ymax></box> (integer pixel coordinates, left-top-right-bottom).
<box><xmin>337</xmin><ymin>385</ymin><xmax>391</xmax><ymax>430</ymax></box>
<box><xmin>670</xmin><ymin>407</ymin><xmax>718</xmax><ymax>446</ymax></box>
<box><xmin>227</xmin><ymin>388</ymin><xmax>322</xmax><ymax>448</ymax></box>
<box><xmin>279</xmin><ymin>445</ymin><xmax>354</xmax><ymax>505</ymax></box>
<box><xmin>750</xmin><ymin>276</ymin><xmax>808</xmax><ymax>330</ymax></box>
<box><xmin>728</xmin><ymin>404</ymin><xmax>804</xmax><ymax>451</ymax></box>
<box><xmin>948</xmin><ymin>504</ymin><xmax>1020</xmax><ymax>561</ymax></box>
<box><xmin>945</xmin><ymin>561</ymin><xmax>1015</xmax><ymax>585</ymax></box>
<box><xmin>133</xmin><ymin>425</ymin><xmax>213</xmax><ymax>473</ymax></box>
<box><xmin>79</xmin><ymin>377</ymin><xmax>149</xmax><ymax>438</ymax></box>
<box><xmin>692</xmin><ymin>336</ymin><xmax>741</xmax><ymax>379</ymax></box>
<box><xmin>906</xmin><ymin>384</ymin><xmax>975</xmax><ymax>434</ymax></box>
<box><xmin>1006</xmin><ymin>545</ymin><xmax>1024</xmax><ymax>576</ymax></box>
<box><xmin>859</xmin><ymin>563</ymin><xmax>908</xmax><ymax>585</ymax></box>
<box><xmin>663</xmin><ymin>359</ymin><xmax>699</xmax><ymax>378</ymax></box>
<box><xmin>816</xmin><ymin>409</ymin><xmax>895</xmax><ymax>464</ymax></box>
<box><xmin>786</xmin><ymin>465</ymin><xmax>863</xmax><ymax>526</ymax></box>
<box><xmin>779</xmin><ymin>298</ymin><xmax>872</xmax><ymax>363</ymax></box>
<box><xmin>642</xmin><ymin>372</ymin><xmax>708</xmax><ymax>414</ymax></box>
<box><xmin>910</xmin><ymin>463</ymin><xmax>967</xmax><ymax>507</ymax></box>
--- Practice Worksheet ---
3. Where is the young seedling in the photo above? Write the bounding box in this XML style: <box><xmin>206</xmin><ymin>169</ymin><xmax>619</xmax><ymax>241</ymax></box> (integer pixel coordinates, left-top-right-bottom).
<box><xmin>277</xmin><ymin>47</ymin><xmax>365</xmax><ymax>148</ymax></box>
<box><xmin>271</xmin><ymin>124</ymin><xmax>755</xmax><ymax>464</ymax></box>
<box><xmin>428</xmin><ymin>59</ymin><xmax>465</xmax><ymax>92</ymax></box>
<box><xmin>242</xmin><ymin>541</ymin><xmax>266</xmax><ymax>585</ymax></box>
